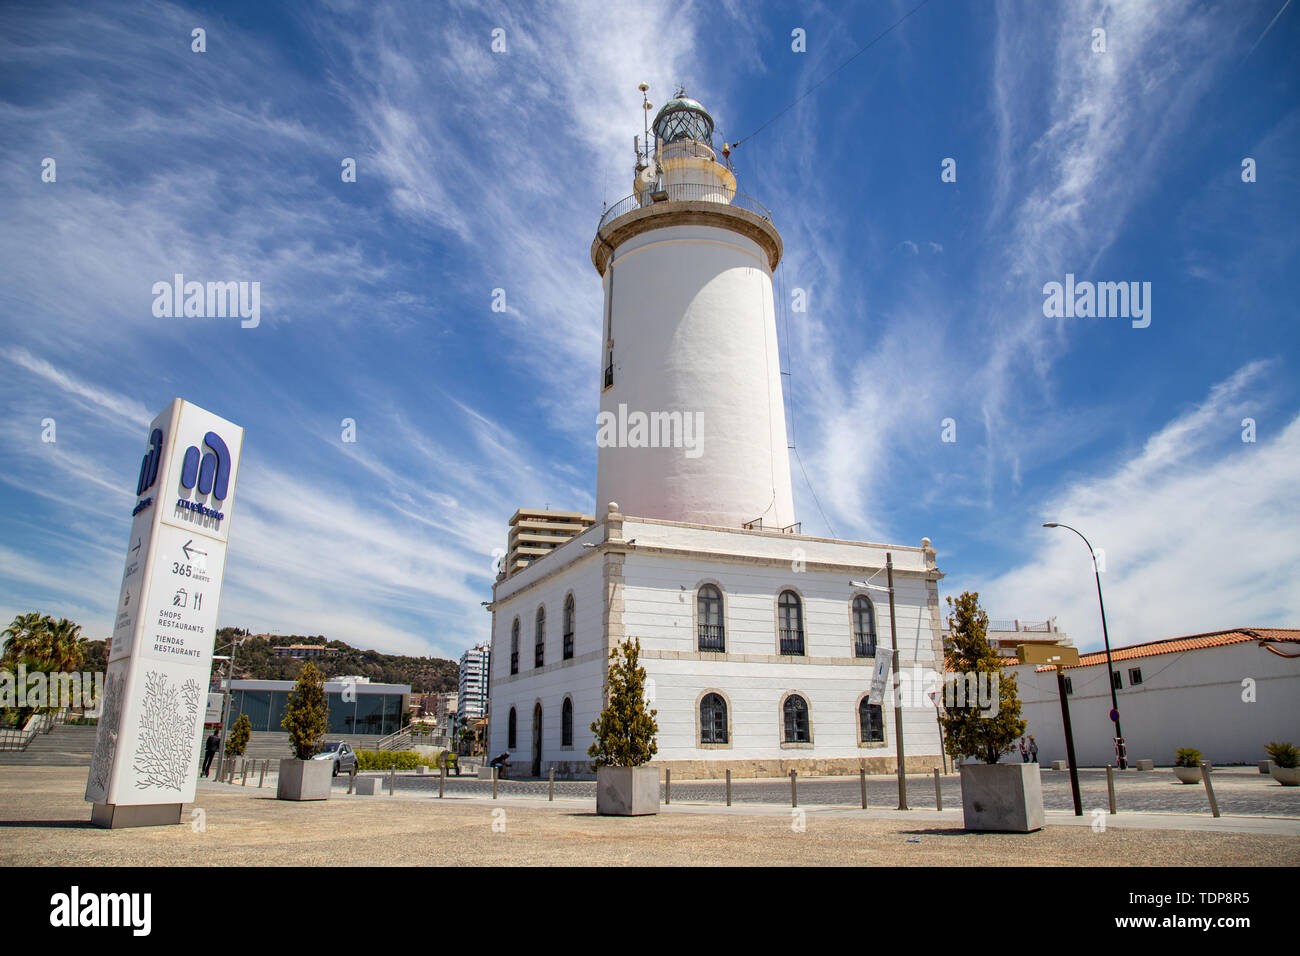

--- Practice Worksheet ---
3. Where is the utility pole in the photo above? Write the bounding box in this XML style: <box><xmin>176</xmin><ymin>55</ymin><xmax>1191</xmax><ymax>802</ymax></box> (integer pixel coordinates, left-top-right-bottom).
<box><xmin>887</xmin><ymin>553</ymin><xmax>908</xmax><ymax>810</ymax></box>
<box><xmin>1019</xmin><ymin>643</ymin><xmax>1084</xmax><ymax>816</ymax></box>
<box><xmin>214</xmin><ymin>633</ymin><xmax>243</xmax><ymax>781</ymax></box>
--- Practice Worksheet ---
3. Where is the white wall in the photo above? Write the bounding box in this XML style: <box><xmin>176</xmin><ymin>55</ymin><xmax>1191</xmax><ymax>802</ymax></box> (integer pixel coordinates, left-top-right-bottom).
<box><xmin>486</xmin><ymin>551</ymin><xmax>605</xmax><ymax>772</ymax></box>
<box><xmin>1006</xmin><ymin>642</ymin><xmax>1300</xmax><ymax>766</ymax></box>
<box><xmin>621</xmin><ymin>548</ymin><xmax>943</xmax><ymax>763</ymax></box>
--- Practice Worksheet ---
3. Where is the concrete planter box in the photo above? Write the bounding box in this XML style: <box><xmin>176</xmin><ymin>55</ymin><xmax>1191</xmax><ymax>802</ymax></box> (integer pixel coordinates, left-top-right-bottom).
<box><xmin>1173</xmin><ymin>765</ymin><xmax>1202</xmax><ymax>784</ymax></box>
<box><xmin>1267</xmin><ymin>763</ymin><xmax>1300</xmax><ymax>787</ymax></box>
<box><xmin>596</xmin><ymin>766</ymin><xmax>660</xmax><ymax>816</ymax></box>
<box><xmin>277</xmin><ymin>758</ymin><xmax>333</xmax><ymax>801</ymax></box>
<box><xmin>960</xmin><ymin>762</ymin><xmax>1044</xmax><ymax>833</ymax></box>
<box><xmin>1135</xmin><ymin>759</ymin><xmax>1154</xmax><ymax>771</ymax></box>
<box><xmin>353</xmin><ymin>775</ymin><xmax>383</xmax><ymax>795</ymax></box>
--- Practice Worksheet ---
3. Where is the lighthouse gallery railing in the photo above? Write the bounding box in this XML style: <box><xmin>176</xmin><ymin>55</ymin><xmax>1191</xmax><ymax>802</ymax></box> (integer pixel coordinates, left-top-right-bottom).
<box><xmin>598</xmin><ymin>182</ymin><xmax>774</xmax><ymax>232</ymax></box>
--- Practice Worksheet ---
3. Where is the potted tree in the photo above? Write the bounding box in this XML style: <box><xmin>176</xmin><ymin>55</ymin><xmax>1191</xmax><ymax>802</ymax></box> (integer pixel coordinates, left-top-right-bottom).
<box><xmin>277</xmin><ymin>661</ymin><xmax>331</xmax><ymax>801</ymax></box>
<box><xmin>1172</xmin><ymin>748</ymin><xmax>1203</xmax><ymax>783</ymax></box>
<box><xmin>942</xmin><ymin>592</ymin><xmax>1041</xmax><ymax>832</ymax></box>
<box><xmin>589</xmin><ymin>637</ymin><xmax>660</xmax><ymax>815</ymax></box>
<box><xmin>1265</xmin><ymin>741</ymin><xmax>1299</xmax><ymax>786</ymax></box>
<box><xmin>225</xmin><ymin>713</ymin><xmax>251</xmax><ymax>758</ymax></box>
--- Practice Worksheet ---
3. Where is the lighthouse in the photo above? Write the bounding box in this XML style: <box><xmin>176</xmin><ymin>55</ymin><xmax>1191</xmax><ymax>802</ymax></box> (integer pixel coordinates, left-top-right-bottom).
<box><xmin>592</xmin><ymin>88</ymin><xmax>796</xmax><ymax>532</ymax></box>
<box><xmin>485</xmin><ymin>84</ymin><xmax>945</xmax><ymax>783</ymax></box>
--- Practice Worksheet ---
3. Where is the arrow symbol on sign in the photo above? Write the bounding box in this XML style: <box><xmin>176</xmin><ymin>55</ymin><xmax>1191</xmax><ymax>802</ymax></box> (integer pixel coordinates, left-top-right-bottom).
<box><xmin>131</xmin><ymin>538</ymin><xmax>141</xmax><ymax>554</ymax></box>
<box><xmin>182</xmin><ymin>540</ymin><xmax>208</xmax><ymax>561</ymax></box>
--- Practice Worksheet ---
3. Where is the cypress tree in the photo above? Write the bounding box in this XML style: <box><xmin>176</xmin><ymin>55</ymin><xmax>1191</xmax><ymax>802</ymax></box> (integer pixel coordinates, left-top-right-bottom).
<box><xmin>588</xmin><ymin>637</ymin><xmax>658</xmax><ymax>768</ymax></box>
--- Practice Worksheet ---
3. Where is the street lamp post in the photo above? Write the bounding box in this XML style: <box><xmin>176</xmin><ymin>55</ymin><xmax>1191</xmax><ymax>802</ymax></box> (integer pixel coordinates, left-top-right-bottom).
<box><xmin>852</xmin><ymin>555</ymin><xmax>907</xmax><ymax>810</ymax></box>
<box><xmin>1043</xmin><ymin>522</ymin><xmax>1127</xmax><ymax>769</ymax></box>
<box><xmin>214</xmin><ymin>634</ymin><xmax>245</xmax><ymax>780</ymax></box>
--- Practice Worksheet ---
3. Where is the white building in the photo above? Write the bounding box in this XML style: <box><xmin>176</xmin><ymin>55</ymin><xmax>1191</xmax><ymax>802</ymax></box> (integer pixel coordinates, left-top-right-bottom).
<box><xmin>1005</xmin><ymin>628</ymin><xmax>1300</xmax><ymax>767</ymax></box>
<box><xmin>486</xmin><ymin>88</ymin><xmax>946</xmax><ymax>779</ymax></box>
<box><xmin>457</xmin><ymin>645</ymin><xmax>489</xmax><ymax>721</ymax></box>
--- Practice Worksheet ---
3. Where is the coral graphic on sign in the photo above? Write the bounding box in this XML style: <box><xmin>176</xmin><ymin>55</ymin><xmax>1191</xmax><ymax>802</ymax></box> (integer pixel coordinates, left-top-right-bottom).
<box><xmin>132</xmin><ymin>671</ymin><xmax>202</xmax><ymax>790</ymax></box>
<box><xmin>87</xmin><ymin>669</ymin><xmax>126</xmax><ymax>796</ymax></box>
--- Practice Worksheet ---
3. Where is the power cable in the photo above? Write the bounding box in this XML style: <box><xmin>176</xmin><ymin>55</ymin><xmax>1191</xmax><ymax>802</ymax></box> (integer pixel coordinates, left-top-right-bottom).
<box><xmin>730</xmin><ymin>0</ymin><xmax>939</xmax><ymax>150</ymax></box>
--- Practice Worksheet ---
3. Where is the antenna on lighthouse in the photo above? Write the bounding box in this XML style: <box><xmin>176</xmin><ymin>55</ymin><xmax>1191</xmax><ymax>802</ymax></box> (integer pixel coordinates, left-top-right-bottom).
<box><xmin>638</xmin><ymin>82</ymin><xmax>652</xmax><ymax>166</ymax></box>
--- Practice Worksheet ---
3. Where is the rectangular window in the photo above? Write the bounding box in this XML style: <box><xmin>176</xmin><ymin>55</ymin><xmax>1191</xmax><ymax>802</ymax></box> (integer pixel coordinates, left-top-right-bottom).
<box><xmin>1112</xmin><ymin>671</ymin><xmax>1123</xmax><ymax>690</ymax></box>
<box><xmin>1128</xmin><ymin>667</ymin><xmax>1143</xmax><ymax>686</ymax></box>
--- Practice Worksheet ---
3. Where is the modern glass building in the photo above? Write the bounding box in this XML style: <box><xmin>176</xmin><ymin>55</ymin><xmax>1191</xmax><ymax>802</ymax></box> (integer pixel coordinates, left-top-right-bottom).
<box><xmin>224</xmin><ymin>678</ymin><xmax>411</xmax><ymax>736</ymax></box>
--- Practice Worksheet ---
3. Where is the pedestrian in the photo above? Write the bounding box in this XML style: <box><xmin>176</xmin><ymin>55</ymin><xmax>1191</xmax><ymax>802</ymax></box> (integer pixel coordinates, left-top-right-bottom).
<box><xmin>1019</xmin><ymin>737</ymin><xmax>1029</xmax><ymax>763</ymax></box>
<box><xmin>1028</xmin><ymin>736</ymin><xmax>1039</xmax><ymax>764</ymax></box>
<box><xmin>202</xmin><ymin>728</ymin><xmax>220</xmax><ymax>777</ymax></box>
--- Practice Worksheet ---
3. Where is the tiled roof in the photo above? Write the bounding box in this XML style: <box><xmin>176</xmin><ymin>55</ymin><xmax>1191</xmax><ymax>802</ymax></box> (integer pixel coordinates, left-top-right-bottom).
<box><xmin>1024</xmin><ymin>628</ymin><xmax>1300</xmax><ymax>671</ymax></box>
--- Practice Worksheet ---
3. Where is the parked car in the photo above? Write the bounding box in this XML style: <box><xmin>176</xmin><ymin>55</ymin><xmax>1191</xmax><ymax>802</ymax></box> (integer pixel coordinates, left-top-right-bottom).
<box><xmin>312</xmin><ymin>741</ymin><xmax>358</xmax><ymax>776</ymax></box>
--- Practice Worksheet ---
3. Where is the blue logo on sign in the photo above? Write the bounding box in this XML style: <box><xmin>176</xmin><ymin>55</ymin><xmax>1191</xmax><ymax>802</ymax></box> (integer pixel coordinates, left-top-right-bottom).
<box><xmin>180</xmin><ymin>431</ymin><xmax>231</xmax><ymax>501</ymax></box>
<box><xmin>136</xmin><ymin>428</ymin><xmax>163</xmax><ymax>496</ymax></box>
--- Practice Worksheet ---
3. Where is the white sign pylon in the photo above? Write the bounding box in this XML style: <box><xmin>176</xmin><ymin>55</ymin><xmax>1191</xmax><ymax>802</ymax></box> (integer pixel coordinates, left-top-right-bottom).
<box><xmin>85</xmin><ymin>398</ymin><xmax>244</xmax><ymax>828</ymax></box>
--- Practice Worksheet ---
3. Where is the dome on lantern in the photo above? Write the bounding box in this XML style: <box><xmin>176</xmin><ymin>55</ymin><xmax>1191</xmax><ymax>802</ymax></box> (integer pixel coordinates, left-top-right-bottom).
<box><xmin>652</xmin><ymin>88</ymin><xmax>714</xmax><ymax>146</ymax></box>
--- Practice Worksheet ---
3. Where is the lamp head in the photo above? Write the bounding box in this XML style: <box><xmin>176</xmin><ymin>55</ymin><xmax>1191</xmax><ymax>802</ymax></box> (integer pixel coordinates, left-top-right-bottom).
<box><xmin>1042</xmin><ymin>522</ymin><xmax>1059</xmax><ymax>528</ymax></box>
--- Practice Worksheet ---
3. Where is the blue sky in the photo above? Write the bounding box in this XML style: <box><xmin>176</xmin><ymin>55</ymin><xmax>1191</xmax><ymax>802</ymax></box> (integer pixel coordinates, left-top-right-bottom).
<box><xmin>1</xmin><ymin>0</ymin><xmax>1297</xmax><ymax>661</ymax></box>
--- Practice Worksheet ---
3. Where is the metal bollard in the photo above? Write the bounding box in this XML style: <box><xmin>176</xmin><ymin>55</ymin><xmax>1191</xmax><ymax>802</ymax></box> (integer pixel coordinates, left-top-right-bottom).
<box><xmin>933</xmin><ymin>768</ymin><xmax>942</xmax><ymax>812</ymax></box>
<box><xmin>860</xmin><ymin>768</ymin><xmax>868</xmax><ymax>809</ymax></box>
<box><xmin>549</xmin><ymin>767</ymin><xmax>554</xmax><ymax>802</ymax></box>
<box><xmin>492</xmin><ymin>766</ymin><xmax>498</xmax><ymax>799</ymax></box>
<box><xmin>258</xmin><ymin>759</ymin><xmax>266</xmax><ymax>789</ymax></box>
<box><xmin>1106</xmin><ymin>765</ymin><xmax>1116</xmax><ymax>814</ymax></box>
<box><xmin>347</xmin><ymin>768</ymin><xmax>355</xmax><ymax>794</ymax></box>
<box><xmin>1201</xmin><ymin>762</ymin><xmax>1220</xmax><ymax>818</ymax></box>
<box><xmin>241</xmin><ymin>759</ymin><xmax>248</xmax><ymax>786</ymax></box>
<box><xmin>790</xmin><ymin>770</ymin><xmax>798</xmax><ymax>808</ymax></box>
<box><xmin>439</xmin><ymin>763</ymin><xmax>445</xmax><ymax>798</ymax></box>
<box><xmin>388</xmin><ymin>765</ymin><xmax>396</xmax><ymax>796</ymax></box>
<box><xmin>665</xmin><ymin>768</ymin><xmax>671</xmax><ymax>805</ymax></box>
<box><xmin>726</xmin><ymin>768</ymin><xmax>732</xmax><ymax>807</ymax></box>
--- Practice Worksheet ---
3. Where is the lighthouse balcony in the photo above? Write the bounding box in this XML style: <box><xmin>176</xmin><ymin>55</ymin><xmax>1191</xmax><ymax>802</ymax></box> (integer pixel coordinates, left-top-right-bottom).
<box><xmin>598</xmin><ymin>181</ymin><xmax>772</xmax><ymax>231</ymax></box>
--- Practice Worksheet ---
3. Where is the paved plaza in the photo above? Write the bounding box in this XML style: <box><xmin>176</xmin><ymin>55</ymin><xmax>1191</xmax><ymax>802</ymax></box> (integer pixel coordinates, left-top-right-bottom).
<box><xmin>0</xmin><ymin>767</ymin><xmax>1295</xmax><ymax>867</ymax></box>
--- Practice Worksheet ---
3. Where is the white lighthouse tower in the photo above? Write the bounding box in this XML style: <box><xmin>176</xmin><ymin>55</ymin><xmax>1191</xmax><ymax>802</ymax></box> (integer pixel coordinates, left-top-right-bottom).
<box><xmin>485</xmin><ymin>84</ymin><xmax>946</xmax><ymax>783</ymax></box>
<box><xmin>592</xmin><ymin>88</ymin><xmax>796</xmax><ymax>531</ymax></box>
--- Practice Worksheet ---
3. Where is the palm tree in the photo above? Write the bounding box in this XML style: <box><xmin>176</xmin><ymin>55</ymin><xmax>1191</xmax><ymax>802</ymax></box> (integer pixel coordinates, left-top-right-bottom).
<box><xmin>44</xmin><ymin>618</ymin><xmax>87</xmax><ymax>673</ymax></box>
<box><xmin>1</xmin><ymin>613</ymin><xmax>52</xmax><ymax>666</ymax></box>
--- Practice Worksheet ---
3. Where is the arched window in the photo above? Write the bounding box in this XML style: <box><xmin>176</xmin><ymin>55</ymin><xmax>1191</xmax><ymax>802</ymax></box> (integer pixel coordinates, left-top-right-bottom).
<box><xmin>507</xmin><ymin>707</ymin><xmax>517</xmax><ymax>749</ymax></box>
<box><xmin>509</xmin><ymin>618</ymin><xmax>520</xmax><ymax>675</ymax></box>
<box><xmin>563</xmin><ymin>595</ymin><xmax>575</xmax><ymax>660</ymax></box>
<box><xmin>778</xmin><ymin>590</ymin><xmax>804</xmax><ymax>655</ymax></box>
<box><xmin>783</xmin><ymin>694</ymin><xmax>810</xmax><ymax>743</ymax></box>
<box><xmin>534</xmin><ymin>606</ymin><xmax>545</xmax><ymax>668</ymax></box>
<box><xmin>561</xmin><ymin>697</ymin><xmax>573</xmax><ymax>746</ymax></box>
<box><xmin>852</xmin><ymin>595</ymin><xmax>877</xmax><ymax>657</ymax></box>
<box><xmin>700</xmin><ymin>693</ymin><xmax>728</xmax><ymax>744</ymax></box>
<box><xmin>697</xmin><ymin>584</ymin><xmax>724</xmax><ymax>652</ymax></box>
<box><xmin>859</xmin><ymin>698</ymin><xmax>884</xmax><ymax>743</ymax></box>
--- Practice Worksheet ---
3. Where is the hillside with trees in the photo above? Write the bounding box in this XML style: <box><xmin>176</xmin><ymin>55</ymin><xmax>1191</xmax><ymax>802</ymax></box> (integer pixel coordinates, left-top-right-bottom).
<box><xmin>214</xmin><ymin>628</ymin><xmax>459</xmax><ymax>693</ymax></box>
